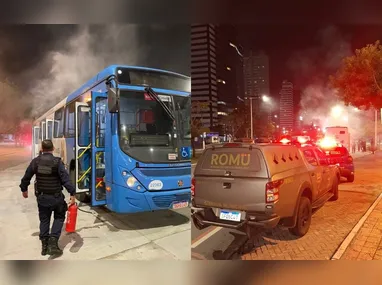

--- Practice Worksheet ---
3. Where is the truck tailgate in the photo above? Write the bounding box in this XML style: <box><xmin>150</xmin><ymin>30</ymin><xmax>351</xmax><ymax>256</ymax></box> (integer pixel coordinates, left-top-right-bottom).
<box><xmin>193</xmin><ymin>175</ymin><xmax>269</xmax><ymax>213</ymax></box>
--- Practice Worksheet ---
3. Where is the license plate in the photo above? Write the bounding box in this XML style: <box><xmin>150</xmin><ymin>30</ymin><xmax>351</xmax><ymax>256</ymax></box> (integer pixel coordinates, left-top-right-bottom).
<box><xmin>172</xmin><ymin>201</ymin><xmax>189</xmax><ymax>209</ymax></box>
<box><xmin>219</xmin><ymin>210</ymin><xmax>241</xmax><ymax>222</ymax></box>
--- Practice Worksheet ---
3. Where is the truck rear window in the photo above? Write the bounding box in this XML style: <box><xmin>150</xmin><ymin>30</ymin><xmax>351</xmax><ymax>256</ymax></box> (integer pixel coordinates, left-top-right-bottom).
<box><xmin>201</xmin><ymin>148</ymin><xmax>261</xmax><ymax>171</ymax></box>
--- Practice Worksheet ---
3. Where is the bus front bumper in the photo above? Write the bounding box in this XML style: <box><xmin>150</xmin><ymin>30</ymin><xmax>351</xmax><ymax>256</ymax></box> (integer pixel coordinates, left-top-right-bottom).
<box><xmin>107</xmin><ymin>183</ymin><xmax>191</xmax><ymax>213</ymax></box>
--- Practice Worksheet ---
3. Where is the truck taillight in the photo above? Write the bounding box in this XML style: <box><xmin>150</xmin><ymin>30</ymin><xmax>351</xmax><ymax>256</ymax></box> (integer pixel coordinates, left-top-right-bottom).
<box><xmin>266</xmin><ymin>179</ymin><xmax>284</xmax><ymax>203</ymax></box>
<box><xmin>191</xmin><ymin>178</ymin><xmax>195</xmax><ymax>196</ymax></box>
<box><xmin>348</xmin><ymin>156</ymin><xmax>353</xmax><ymax>163</ymax></box>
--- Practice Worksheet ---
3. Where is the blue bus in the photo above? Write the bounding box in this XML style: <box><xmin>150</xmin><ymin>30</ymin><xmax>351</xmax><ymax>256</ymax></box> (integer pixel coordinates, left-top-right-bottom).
<box><xmin>32</xmin><ymin>65</ymin><xmax>191</xmax><ymax>213</ymax></box>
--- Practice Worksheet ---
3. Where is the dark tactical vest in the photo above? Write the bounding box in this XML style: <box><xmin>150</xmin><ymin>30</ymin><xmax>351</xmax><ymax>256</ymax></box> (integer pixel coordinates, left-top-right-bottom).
<box><xmin>35</xmin><ymin>154</ymin><xmax>63</xmax><ymax>194</ymax></box>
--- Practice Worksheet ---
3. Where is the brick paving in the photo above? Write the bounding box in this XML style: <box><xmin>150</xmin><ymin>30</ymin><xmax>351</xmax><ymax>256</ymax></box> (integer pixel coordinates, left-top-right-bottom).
<box><xmin>241</xmin><ymin>190</ymin><xmax>378</xmax><ymax>260</ymax></box>
<box><xmin>341</xmin><ymin>196</ymin><xmax>382</xmax><ymax>260</ymax></box>
<box><xmin>192</xmin><ymin>151</ymin><xmax>382</xmax><ymax>260</ymax></box>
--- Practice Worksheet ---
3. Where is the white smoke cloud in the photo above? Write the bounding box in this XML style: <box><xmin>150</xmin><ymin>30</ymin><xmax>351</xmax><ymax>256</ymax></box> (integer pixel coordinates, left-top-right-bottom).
<box><xmin>30</xmin><ymin>24</ymin><xmax>147</xmax><ymax>117</ymax></box>
<box><xmin>288</xmin><ymin>26</ymin><xmax>375</xmax><ymax>140</ymax></box>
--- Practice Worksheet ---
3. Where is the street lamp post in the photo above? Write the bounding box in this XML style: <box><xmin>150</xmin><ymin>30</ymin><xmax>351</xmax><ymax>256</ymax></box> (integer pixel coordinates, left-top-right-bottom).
<box><xmin>375</xmin><ymin>108</ymin><xmax>378</xmax><ymax>151</ymax></box>
<box><xmin>250</xmin><ymin>98</ymin><xmax>253</xmax><ymax>140</ymax></box>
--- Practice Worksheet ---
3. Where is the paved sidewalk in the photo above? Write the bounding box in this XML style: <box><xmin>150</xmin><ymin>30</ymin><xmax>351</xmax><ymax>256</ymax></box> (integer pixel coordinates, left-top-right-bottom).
<box><xmin>352</xmin><ymin>151</ymin><xmax>374</xmax><ymax>159</ymax></box>
<box><xmin>0</xmin><ymin>162</ymin><xmax>191</xmax><ymax>260</ymax></box>
<box><xmin>340</xmin><ymin>195</ymin><xmax>382</xmax><ymax>260</ymax></box>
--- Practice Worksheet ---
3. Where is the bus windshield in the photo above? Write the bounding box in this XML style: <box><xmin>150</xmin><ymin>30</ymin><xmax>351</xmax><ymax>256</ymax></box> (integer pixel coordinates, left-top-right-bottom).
<box><xmin>118</xmin><ymin>90</ymin><xmax>190</xmax><ymax>163</ymax></box>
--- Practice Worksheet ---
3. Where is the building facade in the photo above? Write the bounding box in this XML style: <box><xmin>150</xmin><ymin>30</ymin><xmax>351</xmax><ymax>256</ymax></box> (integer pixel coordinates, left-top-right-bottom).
<box><xmin>191</xmin><ymin>24</ymin><xmax>244</xmax><ymax>132</ymax></box>
<box><xmin>191</xmin><ymin>24</ymin><xmax>218</xmax><ymax>128</ymax></box>
<box><xmin>243</xmin><ymin>52</ymin><xmax>270</xmax><ymax>110</ymax></box>
<box><xmin>279</xmin><ymin>80</ymin><xmax>294</xmax><ymax>133</ymax></box>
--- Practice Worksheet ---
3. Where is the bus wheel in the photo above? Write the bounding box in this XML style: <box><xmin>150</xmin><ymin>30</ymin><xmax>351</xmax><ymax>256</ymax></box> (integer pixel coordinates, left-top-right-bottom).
<box><xmin>76</xmin><ymin>192</ymin><xmax>91</xmax><ymax>203</ymax></box>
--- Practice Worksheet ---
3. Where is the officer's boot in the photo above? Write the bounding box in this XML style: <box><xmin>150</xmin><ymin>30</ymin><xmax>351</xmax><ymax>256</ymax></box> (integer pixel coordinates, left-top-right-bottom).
<box><xmin>41</xmin><ymin>237</ymin><xmax>49</xmax><ymax>256</ymax></box>
<box><xmin>47</xmin><ymin>237</ymin><xmax>63</xmax><ymax>256</ymax></box>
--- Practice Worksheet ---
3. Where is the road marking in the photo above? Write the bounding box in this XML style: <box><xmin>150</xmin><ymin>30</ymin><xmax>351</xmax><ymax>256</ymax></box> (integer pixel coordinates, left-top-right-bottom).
<box><xmin>191</xmin><ymin>252</ymin><xmax>208</xmax><ymax>260</ymax></box>
<box><xmin>331</xmin><ymin>192</ymin><xmax>382</xmax><ymax>260</ymax></box>
<box><xmin>191</xmin><ymin>226</ymin><xmax>223</xmax><ymax>248</ymax></box>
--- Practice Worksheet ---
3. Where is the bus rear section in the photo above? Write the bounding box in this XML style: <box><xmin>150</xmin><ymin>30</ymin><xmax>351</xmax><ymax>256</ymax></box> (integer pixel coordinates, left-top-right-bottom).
<box><xmin>325</xmin><ymin>126</ymin><xmax>350</xmax><ymax>149</ymax></box>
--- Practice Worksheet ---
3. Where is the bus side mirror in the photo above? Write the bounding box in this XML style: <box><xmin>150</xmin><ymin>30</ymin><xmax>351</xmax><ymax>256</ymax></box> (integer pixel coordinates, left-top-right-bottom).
<box><xmin>108</xmin><ymin>88</ymin><xmax>120</xmax><ymax>113</ymax></box>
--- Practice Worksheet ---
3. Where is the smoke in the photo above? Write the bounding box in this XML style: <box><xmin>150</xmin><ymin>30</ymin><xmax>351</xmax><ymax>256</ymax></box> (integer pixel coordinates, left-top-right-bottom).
<box><xmin>287</xmin><ymin>25</ymin><xmax>374</xmax><ymax>139</ymax></box>
<box><xmin>0</xmin><ymin>24</ymin><xmax>189</xmax><ymax>132</ymax></box>
<box><xmin>30</xmin><ymin>25</ymin><xmax>147</xmax><ymax>117</ymax></box>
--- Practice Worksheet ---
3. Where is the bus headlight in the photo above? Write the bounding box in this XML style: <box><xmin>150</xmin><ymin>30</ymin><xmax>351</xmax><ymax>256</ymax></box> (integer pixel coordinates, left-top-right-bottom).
<box><xmin>127</xmin><ymin>176</ymin><xmax>137</xmax><ymax>187</ymax></box>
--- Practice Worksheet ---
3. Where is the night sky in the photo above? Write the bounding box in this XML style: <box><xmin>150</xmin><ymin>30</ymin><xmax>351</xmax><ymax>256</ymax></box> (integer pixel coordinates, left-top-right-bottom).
<box><xmin>237</xmin><ymin>24</ymin><xmax>382</xmax><ymax>101</ymax></box>
<box><xmin>0</xmin><ymin>24</ymin><xmax>189</xmax><ymax>131</ymax></box>
<box><xmin>0</xmin><ymin>24</ymin><xmax>190</xmax><ymax>91</ymax></box>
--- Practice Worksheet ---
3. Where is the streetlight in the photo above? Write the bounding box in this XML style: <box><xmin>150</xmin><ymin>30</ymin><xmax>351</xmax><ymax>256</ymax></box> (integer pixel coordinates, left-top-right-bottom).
<box><xmin>229</xmin><ymin>42</ymin><xmax>243</xmax><ymax>57</ymax></box>
<box><xmin>262</xmin><ymin>95</ymin><xmax>270</xmax><ymax>102</ymax></box>
<box><xmin>331</xmin><ymin>105</ymin><xmax>343</xmax><ymax>118</ymax></box>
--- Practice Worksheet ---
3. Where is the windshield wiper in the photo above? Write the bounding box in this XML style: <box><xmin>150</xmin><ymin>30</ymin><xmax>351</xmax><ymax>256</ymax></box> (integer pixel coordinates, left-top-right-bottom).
<box><xmin>145</xmin><ymin>87</ymin><xmax>176</xmax><ymax>121</ymax></box>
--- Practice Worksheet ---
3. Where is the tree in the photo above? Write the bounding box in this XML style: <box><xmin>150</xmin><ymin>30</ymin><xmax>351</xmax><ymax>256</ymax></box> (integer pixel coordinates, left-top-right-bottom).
<box><xmin>191</xmin><ymin>101</ymin><xmax>210</xmax><ymax>157</ymax></box>
<box><xmin>330</xmin><ymin>40</ymin><xmax>382</xmax><ymax>109</ymax></box>
<box><xmin>219</xmin><ymin>105</ymin><xmax>248</xmax><ymax>138</ymax></box>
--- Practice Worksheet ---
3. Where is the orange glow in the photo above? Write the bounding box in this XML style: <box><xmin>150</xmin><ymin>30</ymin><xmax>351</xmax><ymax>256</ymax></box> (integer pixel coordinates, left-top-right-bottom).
<box><xmin>320</xmin><ymin>137</ymin><xmax>337</xmax><ymax>149</ymax></box>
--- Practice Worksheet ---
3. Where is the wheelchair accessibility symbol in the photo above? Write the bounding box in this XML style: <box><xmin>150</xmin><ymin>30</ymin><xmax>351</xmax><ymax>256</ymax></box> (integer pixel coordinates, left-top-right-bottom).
<box><xmin>181</xmin><ymin>147</ymin><xmax>190</xmax><ymax>158</ymax></box>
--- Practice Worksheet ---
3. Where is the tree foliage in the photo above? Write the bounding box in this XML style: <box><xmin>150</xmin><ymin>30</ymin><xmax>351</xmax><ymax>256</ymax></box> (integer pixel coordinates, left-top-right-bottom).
<box><xmin>191</xmin><ymin>101</ymin><xmax>210</xmax><ymax>137</ymax></box>
<box><xmin>219</xmin><ymin>105</ymin><xmax>248</xmax><ymax>138</ymax></box>
<box><xmin>330</xmin><ymin>41</ymin><xmax>382</xmax><ymax>109</ymax></box>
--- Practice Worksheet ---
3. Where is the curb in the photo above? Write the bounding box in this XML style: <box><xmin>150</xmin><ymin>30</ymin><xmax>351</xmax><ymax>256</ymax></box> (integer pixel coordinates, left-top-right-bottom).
<box><xmin>331</xmin><ymin>192</ymin><xmax>382</xmax><ymax>260</ymax></box>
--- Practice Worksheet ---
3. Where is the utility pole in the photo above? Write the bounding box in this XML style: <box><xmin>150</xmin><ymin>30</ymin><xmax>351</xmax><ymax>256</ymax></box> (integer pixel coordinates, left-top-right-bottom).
<box><xmin>250</xmin><ymin>98</ymin><xmax>253</xmax><ymax>140</ymax></box>
<box><xmin>375</xmin><ymin>108</ymin><xmax>378</xmax><ymax>151</ymax></box>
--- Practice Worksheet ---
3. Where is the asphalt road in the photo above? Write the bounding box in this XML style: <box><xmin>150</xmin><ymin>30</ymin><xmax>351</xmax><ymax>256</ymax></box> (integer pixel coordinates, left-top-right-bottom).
<box><xmin>191</xmin><ymin>151</ymin><xmax>382</xmax><ymax>260</ymax></box>
<box><xmin>0</xmin><ymin>145</ymin><xmax>31</xmax><ymax>171</ymax></box>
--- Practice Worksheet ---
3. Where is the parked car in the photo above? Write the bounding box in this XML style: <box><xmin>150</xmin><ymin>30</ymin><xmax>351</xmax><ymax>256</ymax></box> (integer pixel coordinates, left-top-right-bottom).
<box><xmin>321</xmin><ymin>146</ymin><xmax>354</xmax><ymax>182</ymax></box>
<box><xmin>191</xmin><ymin>142</ymin><xmax>340</xmax><ymax>238</ymax></box>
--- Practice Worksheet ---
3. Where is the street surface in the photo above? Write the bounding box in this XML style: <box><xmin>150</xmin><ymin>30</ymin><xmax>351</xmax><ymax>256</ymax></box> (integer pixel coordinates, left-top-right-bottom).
<box><xmin>0</xmin><ymin>146</ymin><xmax>190</xmax><ymax>260</ymax></box>
<box><xmin>191</xmin><ymin>151</ymin><xmax>382</xmax><ymax>260</ymax></box>
<box><xmin>0</xmin><ymin>144</ymin><xmax>31</xmax><ymax>171</ymax></box>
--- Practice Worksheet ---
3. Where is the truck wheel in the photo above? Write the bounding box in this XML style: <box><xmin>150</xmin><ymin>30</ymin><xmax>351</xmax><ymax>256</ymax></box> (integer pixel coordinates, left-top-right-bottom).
<box><xmin>289</xmin><ymin>196</ymin><xmax>312</xmax><ymax>237</ymax></box>
<box><xmin>192</xmin><ymin>215</ymin><xmax>209</xmax><ymax>230</ymax></box>
<box><xmin>347</xmin><ymin>174</ymin><xmax>354</xmax><ymax>183</ymax></box>
<box><xmin>329</xmin><ymin>177</ymin><xmax>339</xmax><ymax>201</ymax></box>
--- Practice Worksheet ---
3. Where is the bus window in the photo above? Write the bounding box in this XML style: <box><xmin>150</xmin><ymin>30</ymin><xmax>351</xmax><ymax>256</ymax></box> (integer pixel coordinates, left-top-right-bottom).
<box><xmin>47</xmin><ymin>121</ymin><xmax>53</xmax><ymax>140</ymax></box>
<box><xmin>65</xmin><ymin>102</ymin><xmax>75</xmax><ymax>137</ymax></box>
<box><xmin>96</xmin><ymin>97</ymin><xmax>107</xmax><ymax>147</ymax></box>
<box><xmin>54</xmin><ymin>107</ymin><xmax>64</xmax><ymax>138</ymax></box>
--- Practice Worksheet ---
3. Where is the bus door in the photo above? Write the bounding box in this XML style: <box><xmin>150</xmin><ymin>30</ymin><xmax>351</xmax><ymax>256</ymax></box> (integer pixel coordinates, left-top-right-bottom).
<box><xmin>32</xmin><ymin>126</ymin><xmax>40</xmax><ymax>158</ymax></box>
<box><xmin>41</xmin><ymin>121</ymin><xmax>46</xmax><ymax>140</ymax></box>
<box><xmin>75</xmin><ymin>102</ymin><xmax>91</xmax><ymax>197</ymax></box>
<box><xmin>90</xmin><ymin>92</ymin><xmax>107</xmax><ymax>206</ymax></box>
<box><xmin>46</xmin><ymin>119</ymin><xmax>53</xmax><ymax>140</ymax></box>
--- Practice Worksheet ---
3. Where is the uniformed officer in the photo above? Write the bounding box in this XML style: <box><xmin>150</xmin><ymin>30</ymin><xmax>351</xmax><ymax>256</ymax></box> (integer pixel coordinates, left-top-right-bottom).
<box><xmin>19</xmin><ymin>139</ymin><xmax>76</xmax><ymax>256</ymax></box>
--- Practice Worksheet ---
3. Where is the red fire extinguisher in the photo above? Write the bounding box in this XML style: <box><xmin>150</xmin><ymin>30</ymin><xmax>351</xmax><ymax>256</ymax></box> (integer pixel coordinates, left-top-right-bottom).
<box><xmin>65</xmin><ymin>203</ymin><xmax>78</xmax><ymax>233</ymax></box>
